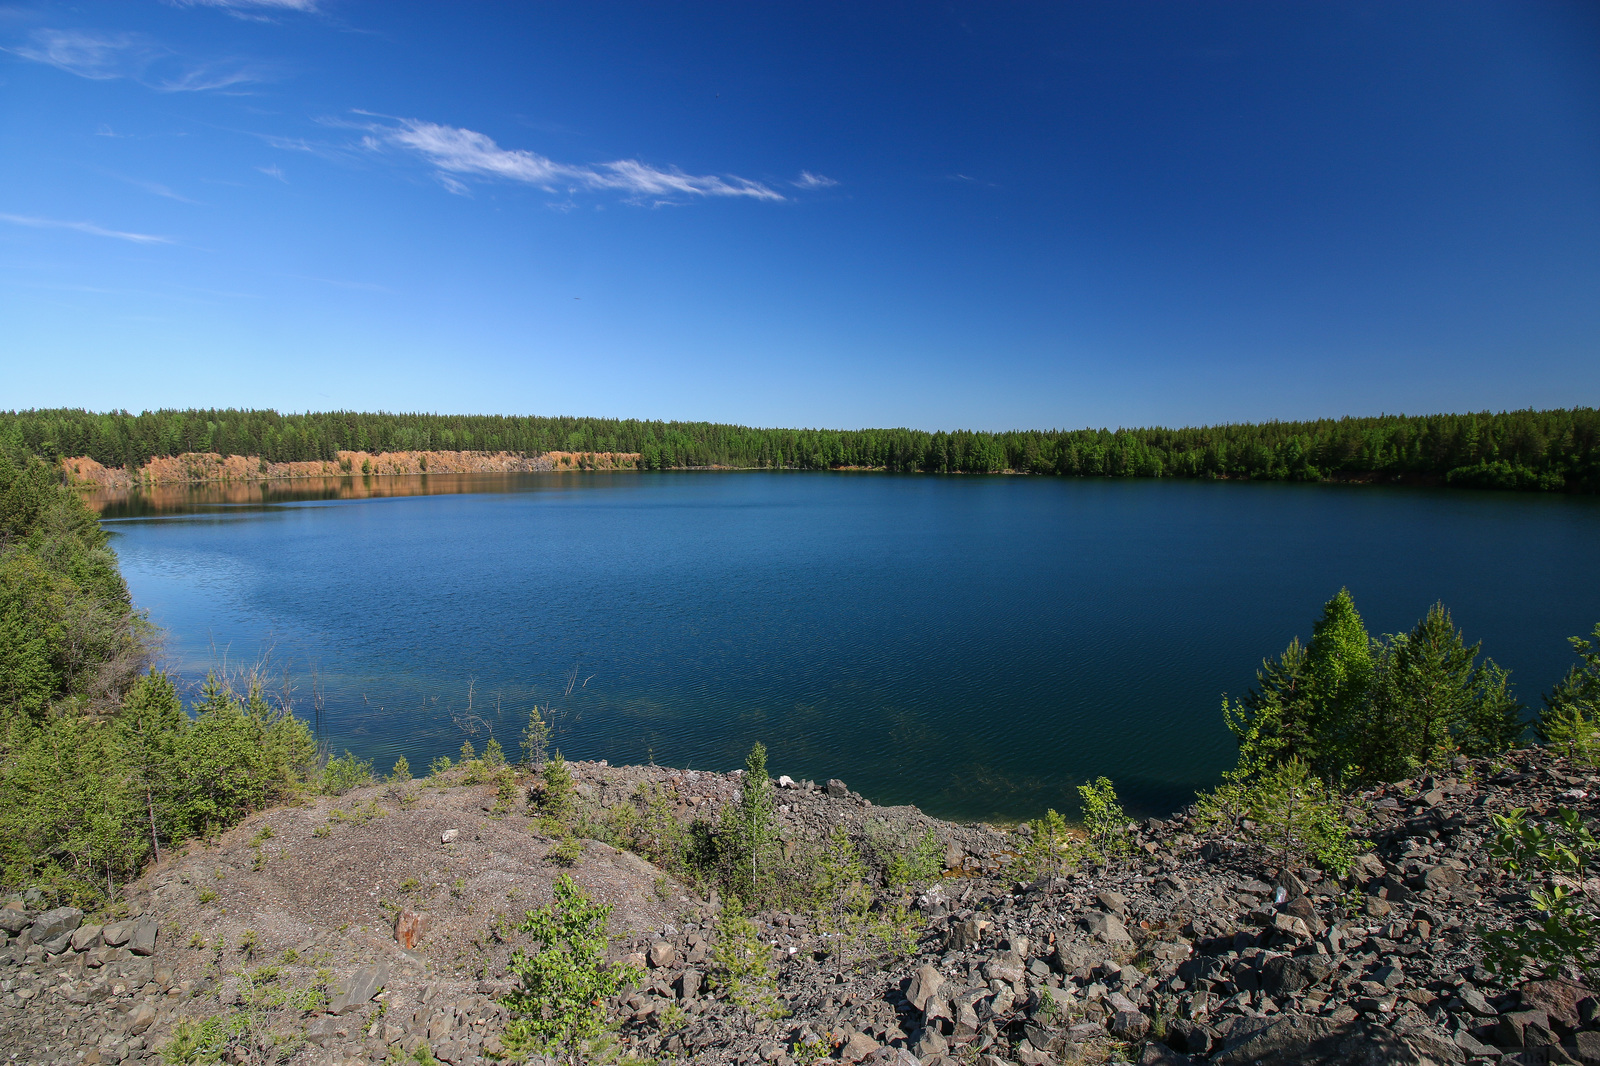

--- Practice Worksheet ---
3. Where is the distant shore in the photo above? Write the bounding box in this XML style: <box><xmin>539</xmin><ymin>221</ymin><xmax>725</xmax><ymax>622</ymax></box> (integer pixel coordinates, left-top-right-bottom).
<box><xmin>61</xmin><ymin>448</ymin><xmax>643</xmax><ymax>489</ymax></box>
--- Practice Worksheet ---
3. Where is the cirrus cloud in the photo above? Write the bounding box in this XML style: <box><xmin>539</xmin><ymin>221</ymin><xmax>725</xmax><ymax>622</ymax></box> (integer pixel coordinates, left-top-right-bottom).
<box><xmin>362</xmin><ymin>115</ymin><xmax>785</xmax><ymax>204</ymax></box>
<box><xmin>0</xmin><ymin>213</ymin><xmax>172</xmax><ymax>244</ymax></box>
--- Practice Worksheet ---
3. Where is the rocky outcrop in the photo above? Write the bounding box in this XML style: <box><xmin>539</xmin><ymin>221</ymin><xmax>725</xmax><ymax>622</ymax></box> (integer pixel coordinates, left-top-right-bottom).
<box><xmin>1</xmin><ymin>748</ymin><xmax>1594</xmax><ymax>1065</ymax></box>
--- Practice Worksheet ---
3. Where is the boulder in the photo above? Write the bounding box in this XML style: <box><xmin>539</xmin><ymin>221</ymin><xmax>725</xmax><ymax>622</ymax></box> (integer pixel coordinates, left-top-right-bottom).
<box><xmin>29</xmin><ymin>907</ymin><xmax>83</xmax><ymax>943</ymax></box>
<box><xmin>674</xmin><ymin>968</ymin><xmax>702</xmax><ymax>999</ymax></box>
<box><xmin>1495</xmin><ymin>1009</ymin><xmax>1550</xmax><ymax>1048</ymax></box>
<box><xmin>1518</xmin><ymin>979</ymin><xmax>1590</xmax><ymax>1031</ymax></box>
<box><xmin>70</xmin><ymin>924</ymin><xmax>101</xmax><ymax>951</ymax></box>
<box><xmin>395</xmin><ymin>909</ymin><xmax>430</xmax><ymax>950</ymax></box>
<box><xmin>129</xmin><ymin>916</ymin><xmax>158</xmax><ymax>956</ymax></box>
<box><xmin>907</xmin><ymin>964</ymin><xmax>945</xmax><ymax>1013</ymax></box>
<box><xmin>826</xmin><ymin>779</ymin><xmax>849</xmax><ymax>798</ymax></box>
<box><xmin>101</xmin><ymin>921</ymin><xmax>133</xmax><ymax>947</ymax></box>
<box><xmin>330</xmin><ymin>962</ymin><xmax>389</xmax><ymax>1014</ymax></box>
<box><xmin>0</xmin><ymin>908</ymin><xmax>30</xmax><ymax>935</ymax></box>
<box><xmin>1111</xmin><ymin>1010</ymin><xmax>1150</xmax><ymax>1039</ymax></box>
<box><xmin>648</xmin><ymin>941</ymin><xmax>677</xmax><ymax>968</ymax></box>
<box><xmin>839</xmin><ymin>1031</ymin><xmax>880</xmax><ymax>1063</ymax></box>
<box><xmin>862</xmin><ymin>1049</ymin><xmax>919</xmax><ymax>1066</ymax></box>
<box><xmin>1080</xmin><ymin>910</ymin><xmax>1133</xmax><ymax>946</ymax></box>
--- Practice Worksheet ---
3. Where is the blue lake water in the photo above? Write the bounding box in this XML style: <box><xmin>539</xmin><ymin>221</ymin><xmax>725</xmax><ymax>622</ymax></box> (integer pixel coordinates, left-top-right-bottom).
<box><xmin>92</xmin><ymin>472</ymin><xmax>1600</xmax><ymax>822</ymax></box>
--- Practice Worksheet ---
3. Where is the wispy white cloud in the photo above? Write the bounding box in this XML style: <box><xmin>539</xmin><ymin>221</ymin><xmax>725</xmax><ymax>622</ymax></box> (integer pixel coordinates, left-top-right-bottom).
<box><xmin>360</xmin><ymin>115</ymin><xmax>785</xmax><ymax>203</ymax></box>
<box><xmin>0</xmin><ymin>213</ymin><xmax>172</xmax><ymax>244</ymax></box>
<box><xmin>794</xmin><ymin>171</ymin><xmax>838</xmax><ymax>189</ymax></box>
<box><xmin>6</xmin><ymin>28</ymin><xmax>270</xmax><ymax>92</ymax></box>
<box><xmin>8</xmin><ymin>29</ymin><xmax>154</xmax><ymax>80</ymax></box>
<box><xmin>107</xmin><ymin>173</ymin><xmax>201</xmax><ymax>204</ymax></box>
<box><xmin>169</xmin><ymin>0</ymin><xmax>319</xmax><ymax>16</ymax></box>
<box><xmin>256</xmin><ymin>164</ymin><xmax>287</xmax><ymax>182</ymax></box>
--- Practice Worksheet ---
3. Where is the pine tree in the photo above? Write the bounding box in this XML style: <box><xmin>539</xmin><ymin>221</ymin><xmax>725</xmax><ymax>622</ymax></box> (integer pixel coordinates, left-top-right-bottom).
<box><xmin>117</xmin><ymin>670</ymin><xmax>187</xmax><ymax>864</ymax></box>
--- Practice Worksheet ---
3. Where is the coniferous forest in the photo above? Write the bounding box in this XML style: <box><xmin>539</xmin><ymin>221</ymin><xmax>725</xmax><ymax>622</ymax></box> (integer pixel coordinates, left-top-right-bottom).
<box><xmin>2</xmin><ymin>406</ymin><xmax>1597</xmax><ymax>491</ymax></box>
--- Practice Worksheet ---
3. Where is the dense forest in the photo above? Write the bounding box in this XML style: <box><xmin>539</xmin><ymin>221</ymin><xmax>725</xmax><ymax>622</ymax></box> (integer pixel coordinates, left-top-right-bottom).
<box><xmin>2</xmin><ymin>406</ymin><xmax>1597</xmax><ymax>491</ymax></box>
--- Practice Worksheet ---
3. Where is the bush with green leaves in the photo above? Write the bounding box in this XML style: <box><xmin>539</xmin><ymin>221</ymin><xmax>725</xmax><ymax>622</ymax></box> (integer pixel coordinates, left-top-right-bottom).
<box><xmin>322</xmin><ymin>750</ymin><xmax>373</xmax><ymax>795</ymax></box>
<box><xmin>709</xmin><ymin>910</ymin><xmax>786</xmax><ymax>1019</ymax></box>
<box><xmin>1016</xmin><ymin>809</ymin><xmax>1077</xmax><ymax>879</ymax></box>
<box><xmin>1539</xmin><ymin>622</ymin><xmax>1600</xmax><ymax>767</ymax></box>
<box><xmin>1480</xmin><ymin>807</ymin><xmax>1598</xmax><ymax>981</ymax></box>
<box><xmin>501</xmin><ymin>874</ymin><xmax>640</xmax><ymax>1061</ymax></box>
<box><xmin>1222</xmin><ymin>591</ymin><xmax>1526</xmax><ymax>788</ymax></box>
<box><xmin>1077</xmin><ymin>777</ymin><xmax>1134</xmax><ymax>864</ymax></box>
<box><xmin>387</xmin><ymin>755</ymin><xmax>411</xmax><ymax>783</ymax></box>
<box><xmin>537</xmin><ymin>751</ymin><xmax>577</xmax><ymax>833</ymax></box>
<box><xmin>1195</xmin><ymin>756</ymin><xmax>1358</xmax><ymax>875</ymax></box>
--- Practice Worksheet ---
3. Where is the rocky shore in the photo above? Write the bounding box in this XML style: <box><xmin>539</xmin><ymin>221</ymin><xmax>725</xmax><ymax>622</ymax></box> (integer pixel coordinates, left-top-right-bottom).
<box><xmin>2</xmin><ymin>748</ymin><xmax>1596</xmax><ymax>1066</ymax></box>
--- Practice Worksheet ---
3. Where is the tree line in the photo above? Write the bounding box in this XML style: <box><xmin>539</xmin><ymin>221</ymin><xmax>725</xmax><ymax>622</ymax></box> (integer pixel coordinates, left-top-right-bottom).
<box><xmin>2</xmin><ymin>406</ymin><xmax>1597</xmax><ymax>491</ymax></box>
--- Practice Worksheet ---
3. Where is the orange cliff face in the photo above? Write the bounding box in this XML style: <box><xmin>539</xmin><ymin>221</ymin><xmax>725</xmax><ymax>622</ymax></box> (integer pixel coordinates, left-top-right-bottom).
<box><xmin>60</xmin><ymin>449</ymin><xmax>642</xmax><ymax>488</ymax></box>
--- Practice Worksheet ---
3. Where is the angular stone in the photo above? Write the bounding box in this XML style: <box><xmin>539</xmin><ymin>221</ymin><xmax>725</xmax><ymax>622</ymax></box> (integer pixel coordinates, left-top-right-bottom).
<box><xmin>648</xmin><ymin>941</ymin><xmax>677</xmax><ymax>968</ymax></box>
<box><xmin>1080</xmin><ymin>910</ymin><xmax>1133</xmax><ymax>946</ymax></box>
<box><xmin>71</xmin><ymin>925</ymin><xmax>102</xmax><ymax>952</ymax></box>
<box><xmin>1451</xmin><ymin>986</ymin><xmax>1496</xmax><ymax>1017</ymax></box>
<box><xmin>674</xmin><ymin>968</ymin><xmax>701</xmax><ymax>999</ymax></box>
<box><xmin>983</xmin><ymin>952</ymin><xmax>1026</xmax><ymax>987</ymax></box>
<box><xmin>127</xmin><ymin>1002</ymin><xmax>157</xmax><ymax>1036</ymax></box>
<box><xmin>913</xmin><ymin>1028</ymin><xmax>948</xmax><ymax>1059</ymax></box>
<box><xmin>330</xmin><ymin>962</ymin><xmax>388</xmax><ymax>1014</ymax></box>
<box><xmin>395</xmin><ymin>909</ymin><xmax>430</xmax><ymax>950</ymax></box>
<box><xmin>0</xmin><ymin>908</ymin><xmax>31</xmax><ymax>935</ymax></box>
<box><xmin>39</xmin><ymin>931</ymin><xmax>74</xmax><ymax>955</ymax></box>
<box><xmin>1096</xmin><ymin>891</ymin><xmax>1127</xmax><ymax>916</ymax></box>
<box><xmin>1261</xmin><ymin>954</ymin><xmax>1335</xmax><ymax>996</ymax></box>
<box><xmin>1140</xmin><ymin>1044</ymin><xmax>1198</xmax><ymax>1066</ymax></box>
<box><xmin>1111</xmin><ymin>1010</ymin><xmax>1150</xmax><ymax>1040</ymax></box>
<box><xmin>1269</xmin><ymin>912</ymin><xmax>1311</xmax><ymax>940</ymax></box>
<box><xmin>1519</xmin><ymin>979</ymin><xmax>1590</xmax><ymax>1031</ymax></box>
<box><xmin>1495</xmin><ymin>1009</ymin><xmax>1550</xmax><ymax>1048</ymax></box>
<box><xmin>101</xmin><ymin>922</ymin><xmax>133</xmax><ymax>947</ymax></box>
<box><xmin>128</xmin><ymin>917</ymin><xmax>157</xmax><ymax>956</ymax></box>
<box><xmin>441</xmin><ymin>829</ymin><xmax>459</xmax><ymax>843</ymax></box>
<box><xmin>839</xmin><ymin>1031</ymin><xmax>879</xmax><ymax>1063</ymax></box>
<box><xmin>30</xmin><ymin>907</ymin><xmax>83</xmax><ymax>943</ymax></box>
<box><xmin>826</xmin><ymin>779</ymin><xmax>849</xmax><ymax>798</ymax></box>
<box><xmin>861</xmin><ymin>1049</ymin><xmax>919</xmax><ymax>1066</ymax></box>
<box><xmin>907</xmin><ymin>963</ymin><xmax>945</xmax><ymax>1013</ymax></box>
<box><xmin>1574</xmin><ymin>1031</ymin><xmax>1600</xmax><ymax>1063</ymax></box>
<box><xmin>1212</xmin><ymin>1014</ymin><xmax>1345</xmax><ymax>1066</ymax></box>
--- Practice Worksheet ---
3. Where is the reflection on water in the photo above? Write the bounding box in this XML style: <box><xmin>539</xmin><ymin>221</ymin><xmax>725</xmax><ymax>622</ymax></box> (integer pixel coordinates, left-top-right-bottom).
<box><xmin>85</xmin><ymin>472</ymin><xmax>590</xmax><ymax>518</ymax></box>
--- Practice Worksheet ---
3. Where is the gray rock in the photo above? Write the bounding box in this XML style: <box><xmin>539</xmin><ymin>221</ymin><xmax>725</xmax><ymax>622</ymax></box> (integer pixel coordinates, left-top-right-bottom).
<box><xmin>1451</xmin><ymin>987</ymin><xmax>1496</xmax><ymax>1017</ymax></box>
<box><xmin>39</xmin><ymin>930</ymin><xmax>74</xmax><ymax>955</ymax></box>
<box><xmin>1080</xmin><ymin>910</ymin><xmax>1133</xmax><ymax>946</ymax></box>
<box><xmin>648</xmin><ymin>941</ymin><xmax>677</xmax><ymax>968</ymax></box>
<box><xmin>1096</xmin><ymin>891</ymin><xmax>1128</xmax><ymax>916</ymax></box>
<box><xmin>826</xmin><ymin>779</ymin><xmax>849</xmax><ymax>798</ymax></box>
<box><xmin>839</xmin><ymin>1031</ymin><xmax>879</xmax><ymax>1063</ymax></box>
<box><xmin>982</xmin><ymin>952</ymin><xmax>1026</xmax><ymax>988</ymax></box>
<box><xmin>127</xmin><ymin>1002</ymin><xmax>157</xmax><ymax>1036</ymax></box>
<box><xmin>861</xmin><ymin>1049</ymin><xmax>919</xmax><ymax>1066</ymax></box>
<box><xmin>30</xmin><ymin>907</ymin><xmax>83</xmax><ymax>943</ymax></box>
<box><xmin>674</xmin><ymin>968</ymin><xmax>702</xmax><ymax>999</ymax></box>
<box><xmin>128</xmin><ymin>917</ymin><xmax>157</xmax><ymax>956</ymax></box>
<box><xmin>329</xmin><ymin>962</ymin><xmax>388</xmax><ymax>1014</ymax></box>
<box><xmin>1212</xmin><ymin>1014</ymin><xmax>1347</xmax><ymax>1066</ymax></box>
<box><xmin>1111</xmin><ymin>1010</ymin><xmax>1150</xmax><ymax>1039</ymax></box>
<box><xmin>1261</xmin><ymin>954</ymin><xmax>1335</xmax><ymax>996</ymax></box>
<box><xmin>1140</xmin><ymin>1044</ymin><xmax>1198</xmax><ymax>1066</ymax></box>
<box><xmin>101</xmin><ymin>921</ymin><xmax>133</xmax><ymax>947</ymax></box>
<box><xmin>907</xmin><ymin>963</ymin><xmax>945</xmax><ymax>1013</ymax></box>
<box><xmin>71</xmin><ymin>924</ymin><xmax>102</xmax><ymax>952</ymax></box>
<box><xmin>0</xmin><ymin>908</ymin><xmax>30</xmax><ymax>935</ymax></box>
<box><xmin>1495</xmin><ymin>1010</ymin><xmax>1549</xmax><ymax>1048</ymax></box>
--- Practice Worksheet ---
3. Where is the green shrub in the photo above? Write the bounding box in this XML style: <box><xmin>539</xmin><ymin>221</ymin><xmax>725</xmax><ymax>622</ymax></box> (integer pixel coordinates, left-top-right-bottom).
<box><xmin>1196</xmin><ymin>757</ymin><xmax>1357</xmax><ymax>875</ymax></box>
<box><xmin>1480</xmin><ymin>807</ymin><xmax>1598</xmax><ymax>981</ymax></box>
<box><xmin>501</xmin><ymin>874</ymin><xmax>640</xmax><ymax>1058</ymax></box>
<box><xmin>322</xmin><ymin>751</ymin><xmax>373</xmax><ymax>796</ymax></box>
<box><xmin>1077</xmin><ymin>777</ymin><xmax>1134</xmax><ymax>864</ymax></box>
<box><xmin>521</xmin><ymin>705</ymin><xmax>550</xmax><ymax>767</ymax></box>
<box><xmin>538</xmin><ymin>752</ymin><xmax>576</xmax><ymax>832</ymax></box>
<box><xmin>1016</xmin><ymin>809</ymin><xmax>1077</xmax><ymax>879</ymax></box>
<box><xmin>709</xmin><ymin>911</ymin><xmax>785</xmax><ymax>1019</ymax></box>
<box><xmin>388</xmin><ymin>755</ymin><xmax>411</xmax><ymax>783</ymax></box>
<box><xmin>1540</xmin><ymin>622</ymin><xmax>1600</xmax><ymax>767</ymax></box>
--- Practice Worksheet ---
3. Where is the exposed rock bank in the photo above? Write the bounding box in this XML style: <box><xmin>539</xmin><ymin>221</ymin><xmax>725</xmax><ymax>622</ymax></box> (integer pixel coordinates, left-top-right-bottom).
<box><xmin>2</xmin><ymin>750</ymin><xmax>1597</xmax><ymax>1066</ymax></box>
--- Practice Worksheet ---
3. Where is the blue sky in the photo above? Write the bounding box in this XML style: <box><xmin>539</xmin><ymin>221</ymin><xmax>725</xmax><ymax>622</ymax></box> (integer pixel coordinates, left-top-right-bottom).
<box><xmin>2</xmin><ymin>1</ymin><xmax>1596</xmax><ymax>431</ymax></box>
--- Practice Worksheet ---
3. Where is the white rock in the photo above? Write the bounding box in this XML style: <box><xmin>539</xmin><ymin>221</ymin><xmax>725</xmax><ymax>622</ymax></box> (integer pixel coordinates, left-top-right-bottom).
<box><xmin>441</xmin><ymin>829</ymin><xmax>459</xmax><ymax>844</ymax></box>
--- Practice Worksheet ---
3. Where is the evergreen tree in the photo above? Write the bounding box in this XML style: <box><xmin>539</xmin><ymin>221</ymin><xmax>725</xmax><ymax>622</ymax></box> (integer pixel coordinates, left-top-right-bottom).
<box><xmin>1301</xmin><ymin>588</ymin><xmax>1374</xmax><ymax>779</ymax></box>
<box><xmin>118</xmin><ymin>669</ymin><xmax>187</xmax><ymax>864</ymax></box>
<box><xmin>1540</xmin><ymin>622</ymin><xmax>1600</xmax><ymax>764</ymax></box>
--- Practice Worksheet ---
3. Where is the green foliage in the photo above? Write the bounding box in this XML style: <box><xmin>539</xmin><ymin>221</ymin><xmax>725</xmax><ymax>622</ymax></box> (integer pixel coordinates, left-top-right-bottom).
<box><xmin>1539</xmin><ymin>622</ymin><xmax>1600</xmax><ymax>766</ymax></box>
<box><xmin>10</xmin><ymin>406</ymin><xmax>1599</xmax><ymax>491</ymax></box>
<box><xmin>501</xmin><ymin>874</ymin><xmax>640</xmax><ymax>1059</ymax></box>
<box><xmin>709</xmin><ymin>911</ymin><xmax>786</xmax><ymax>1019</ymax></box>
<box><xmin>1077</xmin><ymin>777</ymin><xmax>1134</xmax><ymax>864</ymax></box>
<box><xmin>322</xmin><ymin>750</ymin><xmax>373</xmax><ymax>795</ymax></box>
<box><xmin>1361</xmin><ymin>603</ymin><xmax>1524</xmax><ymax>778</ymax></box>
<box><xmin>159</xmin><ymin>1012</ymin><xmax>250</xmax><ymax>1065</ymax></box>
<box><xmin>1196</xmin><ymin>757</ymin><xmax>1357</xmax><ymax>875</ymax></box>
<box><xmin>1225</xmin><ymin>591</ymin><xmax>1526</xmax><ymax>788</ymax></box>
<box><xmin>427</xmin><ymin>755</ymin><xmax>452</xmax><ymax>777</ymax></box>
<box><xmin>723</xmin><ymin>742</ymin><xmax>780</xmax><ymax>905</ymax></box>
<box><xmin>1016</xmin><ymin>809</ymin><xmax>1078</xmax><ymax>878</ymax></box>
<box><xmin>521</xmin><ymin>705</ymin><xmax>551</xmax><ymax>768</ymax></box>
<box><xmin>387</xmin><ymin>755</ymin><xmax>411</xmax><ymax>783</ymax></box>
<box><xmin>538</xmin><ymin>752</ymin><xmax>576</xmax><ymax>832</ymax></box>
<box><xmin>883</xmin><ymin>828</ymin><xmax>946</xmax><ymax>890</ymax></box>
<box><xmin>481</xmin><ymin>736</ymin><xmax>505</xmax><ymax>768</ymax></box>
<box><xmin>1480</xmin><ymin>808</ymin><xmax>1599</xmax><ymax>981</ymax></box>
